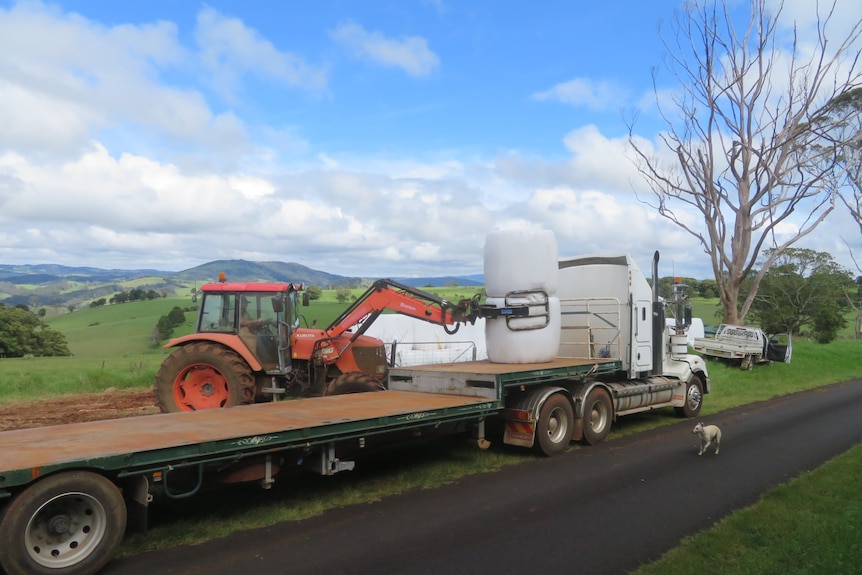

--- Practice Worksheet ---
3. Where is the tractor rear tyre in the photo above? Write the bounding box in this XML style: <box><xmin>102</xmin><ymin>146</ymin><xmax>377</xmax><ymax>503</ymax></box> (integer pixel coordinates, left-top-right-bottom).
<box><xmin>323</xmin><ymin>372</ymin><xmax>385</xmax><ymax>396</ymax></box>
<box><xmin>155</xmin><ymin>342</ymin><xmax>256</xmax><ymax>412</ymax></box>
<box><xmin>0</xmin><ymin>470</ymin><xmax>126</xmax><ymax>575</ymax></box>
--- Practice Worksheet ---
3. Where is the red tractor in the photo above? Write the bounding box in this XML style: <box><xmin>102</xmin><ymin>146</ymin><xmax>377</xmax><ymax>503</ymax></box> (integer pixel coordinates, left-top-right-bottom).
<box><xmin>154</xmin><ymin>278</ymin><xmax>481</xmax><ymax>412</ymax></box>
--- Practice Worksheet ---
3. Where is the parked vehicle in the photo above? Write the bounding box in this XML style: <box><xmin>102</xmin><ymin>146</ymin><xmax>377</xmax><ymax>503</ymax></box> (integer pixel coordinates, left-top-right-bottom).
<box><xmin>0</xmin><ymin>241</ymin><xmax>709</xmax><ymax>575</ymax></box>
<box><xmin>154</xmin><ymin>278</ymin><xmax>482</xmax><ymax>412</ymax></box>
<box><xmin>693</xmin><ymin>324</ymin><xmax>792</xmax><ymax>369</ymax></box>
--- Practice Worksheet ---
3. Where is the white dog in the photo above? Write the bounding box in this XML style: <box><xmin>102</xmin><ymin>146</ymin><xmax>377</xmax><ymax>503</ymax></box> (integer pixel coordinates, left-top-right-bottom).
<box><xmin>692</xmin><ymin>422</ymin><xmax>721</xmax><ymax>455</ymax></box>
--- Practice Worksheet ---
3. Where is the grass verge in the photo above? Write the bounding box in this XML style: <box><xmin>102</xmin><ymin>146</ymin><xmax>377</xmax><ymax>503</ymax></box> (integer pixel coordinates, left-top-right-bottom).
<box><xmin>633</xmin><ymin>442</ymin><xmax>862</xmax><ymax>575</ymax></box>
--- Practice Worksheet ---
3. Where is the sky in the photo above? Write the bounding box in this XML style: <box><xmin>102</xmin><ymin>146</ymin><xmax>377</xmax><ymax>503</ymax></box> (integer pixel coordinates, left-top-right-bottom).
<box><xmin>0</xmin><ymin>0</ymin><xmax>860</xmax><ymax>280</ymax></box>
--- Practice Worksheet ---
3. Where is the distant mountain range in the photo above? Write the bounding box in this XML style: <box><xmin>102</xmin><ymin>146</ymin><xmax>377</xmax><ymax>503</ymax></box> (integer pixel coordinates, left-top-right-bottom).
<box><xmin>0</xmin><ymin>261</ymin><xmax>483</xmax><ymax>308</ymax></box>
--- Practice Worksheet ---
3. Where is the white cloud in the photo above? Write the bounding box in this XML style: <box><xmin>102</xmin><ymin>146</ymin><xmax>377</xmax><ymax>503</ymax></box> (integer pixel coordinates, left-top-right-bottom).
<box><xmin>0</xmin><ymin>1</ymin><xmax>184</xmax><ymax>158</ymax></box>
<box><xmin>330</xmin><ymin>21</ymin><xmax>440</xmax><ymax>77</ymax></box>
<box><xmin>195</xmin><ymin>7</ymin><xmax>328</xmax><ymax>101</ymax></box>
<box><xmin>0</xmin><ymin>3</ymin><xmax>323</xmax><ymax>168</ymax></box>
<box><xmin>533</xmin><ymin>77</ymin><xmax>629</xmax><ymax>111</ymax></box>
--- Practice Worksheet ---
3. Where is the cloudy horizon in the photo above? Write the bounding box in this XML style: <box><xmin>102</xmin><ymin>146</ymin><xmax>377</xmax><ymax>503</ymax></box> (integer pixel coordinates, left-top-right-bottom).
<box><xmin>1</xmin><ymin>0</ymin><xmax>860</xmax><ymax>281</ymax></box>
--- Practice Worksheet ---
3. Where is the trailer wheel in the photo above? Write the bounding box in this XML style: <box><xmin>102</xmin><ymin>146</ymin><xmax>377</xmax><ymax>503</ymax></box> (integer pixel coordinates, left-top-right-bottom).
<box><xmin>155</xmin><ymin>342</ymin><xmax>256</xmax><ymax>412</ymax></box>
<box><xmin>0</xmin><ymin>471</ymin><xmax>126</xmax><ymax>575</ymax></box>
<box><xmin>535</xmin><ymin>393</ymin><xmax>574</xmax><ymax>456</ymax></box>
<box><xmin>675</xmin><ymin>375</ymin><xmax>704</xmax><ymax>418</ymax></box>
<box><xmin>582</xmin><ymin>388</ymin><xmax>613</xmax><ymax>445</ymax></box>
<box><xmin>323</xmin><ymin>372</ymin><xmax>386</xmax><ymax>396</ymax></box>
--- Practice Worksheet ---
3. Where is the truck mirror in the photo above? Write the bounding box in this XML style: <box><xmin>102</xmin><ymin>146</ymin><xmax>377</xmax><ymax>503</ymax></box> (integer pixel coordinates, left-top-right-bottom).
<box><xmin>685</xmin><ymin>305</ymin><xmax>692</xmax><ymax>326</ymax></box>
<box><xmin>303</xmin><ymin>293</ymin><xmax>310</xmax><ymax>306</ymax></box>
<box><xmin>271</xmin><ymin>296</ymin><xmax>284</xmax><ymax>313</ymax></box>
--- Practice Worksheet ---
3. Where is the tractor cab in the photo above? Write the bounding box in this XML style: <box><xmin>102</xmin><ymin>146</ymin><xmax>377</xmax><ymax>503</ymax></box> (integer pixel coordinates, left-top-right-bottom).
<box><xmin>196</xmin><ymin>282</ymin><xmax>304</xmax><ymax>373</ymax></box>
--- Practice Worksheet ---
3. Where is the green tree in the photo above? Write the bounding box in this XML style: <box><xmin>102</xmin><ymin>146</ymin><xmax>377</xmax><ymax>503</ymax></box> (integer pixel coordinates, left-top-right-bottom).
<box><xmin>746</xmin><ymin>248</ymin><xmax>853</xmax><ymax>341</ymax></box>
<box><xmin>335</xmin><ymin>288</ymin><xmax>351</xmax><ymax>304</ymax></box>
<box><xmin>0</xmin><ymin>306</ymin><xmax>70</xmax><ymax>357</ymax></box>
<box><xmin>167</xmin><ymin>306</ymin><xmax>186</xmax><ymax>327</ymax></box>
<box><xmin>152</xmin><ymin>307</ymin><xmax>187</xmax><ymax>344</ymax></box>
<box><xmin>305</xmin><ymin>285</ymin><xmax>322</xmax><ymax>301</ymax></box>
<box><xmin>155</xmin><ymin>315</ymin><xmax>175</xmax><ymax>341</ymax></box>
<box><xmin>697</xmin><ymin>279</ymin><xmax>719</xmax><ymax>299</ymax></box>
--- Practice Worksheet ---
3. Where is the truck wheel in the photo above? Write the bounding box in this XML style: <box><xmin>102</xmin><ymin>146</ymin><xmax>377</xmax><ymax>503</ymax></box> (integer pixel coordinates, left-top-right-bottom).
<box><xmin>675</xmin><ymin>375</ymin><xmax>704</xmax><ymax>418</ymax></box>
<box><xmin>582</xmin><ymin>388</ymin><xmax>613</xmax><ymax>445</ymax></box>
<box><xmin>535</xmin><ymin>393</ymin><xmax>574</xmax><ymax>456</ymax></box>
<box><xmin>323</xmin><ymin>372</ymin><xmax>386</xmax><ymax>396</ymax></box>
<box><xmin>155</xmin><ymin>342</ymin><xmax>256</xmax><ymax>412</ymax></box>
<box><xmin>0</xmin><ymin>471</ymin><xmax>126</xmax><ymax>575</ymax></box>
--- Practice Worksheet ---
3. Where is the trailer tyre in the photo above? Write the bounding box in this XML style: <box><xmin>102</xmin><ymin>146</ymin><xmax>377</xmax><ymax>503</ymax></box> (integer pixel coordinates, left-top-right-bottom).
<box><xmin>535</xmin><ymin>393</ymin><xmax>574</xmax><ymax>456</ymax></box>
<box><xmin>324</xmin><ymin>372</ymin><xmax>386</xmax><ymax>396</ymax></box>
<box><xmin>675</xmin><ymin>375</ymin><xmax>704</xmax><ymax>418</ymax></box>
<box><xmin>582</xmin><ymin>388</ymin><xmax>613</xmax><ymax>445</ymax></box>
<box><xmin>155</xmin><ymin>342</ymin><xmax>256</xmax><ymax>412</ymax></box>
<box><xmin>0</xmin><ymin>471</ymin><xmax>126</xmax><ymax>575</ymax></box>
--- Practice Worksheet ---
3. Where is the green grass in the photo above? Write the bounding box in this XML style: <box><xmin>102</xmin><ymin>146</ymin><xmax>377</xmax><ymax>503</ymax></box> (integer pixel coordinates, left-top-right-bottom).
<box><xmin>633</xmin><ymin>443</ymin><xmax>862</xmax><ymax>575</ymax></box>
<box><xmin>45</xmin><ymin>297</ymin><xmax>195</xmax><ymax>356</ymax></box>
<box><xmin>0</xmin><ymin>355</ymin><xmax>158</xmax><ymax>401</ymax></box>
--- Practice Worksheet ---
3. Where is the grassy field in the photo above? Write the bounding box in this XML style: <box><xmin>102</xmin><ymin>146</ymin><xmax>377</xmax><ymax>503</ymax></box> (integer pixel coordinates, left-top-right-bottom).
<box><xmin>1</xmin><ymin>290</ymin><xmax>861</xmax><ymax>570</ymax></box>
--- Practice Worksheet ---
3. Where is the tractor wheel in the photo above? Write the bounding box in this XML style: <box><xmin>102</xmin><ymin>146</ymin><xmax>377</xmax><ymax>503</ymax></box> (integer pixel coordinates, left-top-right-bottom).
<box><xmin>323</xmin><ymin>372</ymin><xmax>385</xmax><ymax>396</ymax></box>
<box><xmin>0</xmin><ymin>471</ymin><xmax>126</xmax><ymax>575</ymax></box>
<box><xmin>154</xmin><ymin>342</ymin><xmax>256</xmax><ymax>412</ymax></box>
<box><xmin>675</xmin><ymin>375</ymin><xmax>704</xmax><ymax>418</ymax></box>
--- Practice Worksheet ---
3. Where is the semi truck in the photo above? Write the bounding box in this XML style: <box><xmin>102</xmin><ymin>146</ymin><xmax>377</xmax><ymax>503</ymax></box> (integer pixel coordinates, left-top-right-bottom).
<box><xmin>0</xmin><ymin>250</ymin><xmax>709</xmax><ymax>575</ymax></box>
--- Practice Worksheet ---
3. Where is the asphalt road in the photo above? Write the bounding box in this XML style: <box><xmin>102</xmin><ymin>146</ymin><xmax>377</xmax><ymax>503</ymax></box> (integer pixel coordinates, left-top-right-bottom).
<box><xmin>105</xmin><ymin>378</ymin><xmax>862</xmax><ymax>575</ymax></box>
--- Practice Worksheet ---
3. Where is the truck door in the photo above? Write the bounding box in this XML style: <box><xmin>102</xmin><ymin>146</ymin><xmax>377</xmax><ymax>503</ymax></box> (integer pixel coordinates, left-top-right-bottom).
<box><xmin>634</xmin><ymin>299</ymin><xmax>652</xmax><ymax>371</ymax></box>
<box><xmin>766</xmin><ymin>333</ymin><xmax>792</xmax><ymax>363</ymax></box>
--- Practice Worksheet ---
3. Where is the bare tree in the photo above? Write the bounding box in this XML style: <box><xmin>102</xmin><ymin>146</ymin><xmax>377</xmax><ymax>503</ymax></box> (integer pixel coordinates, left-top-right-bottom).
<box><xmin>816</xmin><ymin>87</ymin><xmax>862</xmax><ymax>269</ymax></box>
<box><xmin>628</xmin><ymin>0</ymin><xmax>862</xmax><ymax>324</ymax></box>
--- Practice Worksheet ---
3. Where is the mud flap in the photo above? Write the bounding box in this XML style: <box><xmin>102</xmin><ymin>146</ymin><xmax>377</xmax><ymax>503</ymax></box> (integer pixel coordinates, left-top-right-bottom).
<box><xmin>123</xmin><ymin>475</ymin><xmax>150</xmax><ymax>534</ymax></box>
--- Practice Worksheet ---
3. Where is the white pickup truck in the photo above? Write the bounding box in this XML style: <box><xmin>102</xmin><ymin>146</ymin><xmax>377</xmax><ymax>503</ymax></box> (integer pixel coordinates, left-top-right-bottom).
<box><xmin>693</xmin><ymin>324</ymin><xmax>791</xmax><ymax>369</ymax></box>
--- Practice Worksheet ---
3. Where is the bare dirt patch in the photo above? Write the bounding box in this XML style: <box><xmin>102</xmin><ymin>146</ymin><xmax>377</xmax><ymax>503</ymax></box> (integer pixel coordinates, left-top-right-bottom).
<box><xmin>0</xmin><ymin>388</ymin><xmax>159</xmax><ymax>431</ymax></box>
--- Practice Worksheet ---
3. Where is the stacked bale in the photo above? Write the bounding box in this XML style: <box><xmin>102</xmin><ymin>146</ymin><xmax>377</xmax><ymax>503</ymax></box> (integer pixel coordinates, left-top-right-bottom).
<box><xmin>483</xmin><ymin>229</ymin><xmax>561</xmax><ymax>363</ymax></box>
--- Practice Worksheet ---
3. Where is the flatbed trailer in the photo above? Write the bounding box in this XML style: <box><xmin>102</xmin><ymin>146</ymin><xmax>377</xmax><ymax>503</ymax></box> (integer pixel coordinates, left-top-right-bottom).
<box><xmin>2</xmin><ymin>359</ymin><xmax>618</xmax><ymax>491</ymax></box>
<box><xmin>0</xmin><ymin>357</ymin><xmax>623</xmax><ymax>575</ymax></box>
<box><xmin>0</xmin><ymin>391</ymin><xmax>500</xmax><ymax>492</ymax></box>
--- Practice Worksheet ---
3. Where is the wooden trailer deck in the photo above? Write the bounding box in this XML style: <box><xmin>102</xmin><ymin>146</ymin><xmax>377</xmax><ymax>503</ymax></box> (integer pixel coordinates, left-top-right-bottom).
<box><xmin>0</xmin><ymin>391</ymin><xmax>496</xmax><ymax>489</ymax></box>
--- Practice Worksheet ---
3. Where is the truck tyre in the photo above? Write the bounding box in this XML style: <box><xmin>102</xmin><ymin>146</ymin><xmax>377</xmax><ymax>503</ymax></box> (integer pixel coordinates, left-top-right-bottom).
<box><xmin>0</xmin><ymin>471</ymin><xmax>126</xmax><ymax>575</ymax></box>
<box><xmin>675</xmin><ymin>375</ymin><xmax>704</xmax><ymax>418</ymax></box>
<box><xmin>582</xmin><ymin>387</ymin><xmax>613</xmax><ymax>445</ymax></box>
<box><xmin>323</xmin><ymin>372</ymin><xmax>386</xmax><ymax>396</ymax></box>
<box><xmin>155</xmin><ymin>342</ymin><xmax>256</xmax><ymax>412</ymax></box>
<box><xmin>535</xmin><ymin>393</ymin><xmax>574</xmax><ymax>456</ymax></box>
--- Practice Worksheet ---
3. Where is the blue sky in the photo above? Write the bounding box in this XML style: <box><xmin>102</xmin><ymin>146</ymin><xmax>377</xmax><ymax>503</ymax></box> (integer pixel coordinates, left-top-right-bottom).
<box><xmin>0</xmin><ymin>0</ymin><xmax>859</xmax><ymax>280</ymax></box>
